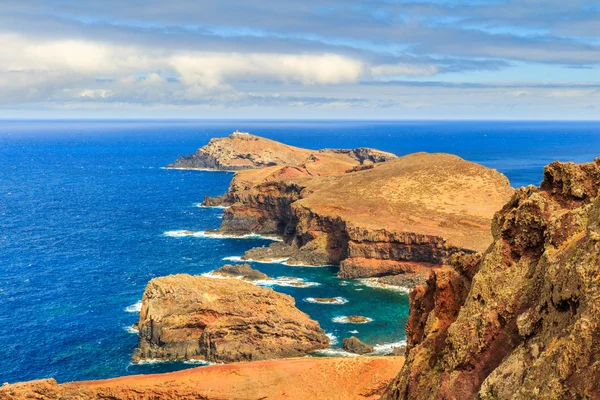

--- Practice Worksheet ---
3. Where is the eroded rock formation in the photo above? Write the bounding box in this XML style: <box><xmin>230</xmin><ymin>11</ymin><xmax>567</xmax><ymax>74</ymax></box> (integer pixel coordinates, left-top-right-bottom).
<box><xmin>132</xmin><ymin>274</ymin><xmax>329</xmax><ymax>363</ymax></box>
<box><xmin>166</xmin><ymin>131</ymin><xmax>396</xmax><ymax>171</ymax></box>
<box><xmin>343</xmin><ymin>336</ymin><xmax>374</xmax><ymax>355</ymax></box>
<box><xmin>206</xmin><ymin>147</ymin><xmax>512</xmax><ymax>285</ymax></box>
<box><xmin>0</xmin><ymin>356</ymin><xmax>405</xmax><ymax>400</ymax></box>
<box><xmin>382</xmin><ymin>158</ymin><xmax>600</xmax><ymax>399</ymax></box>
<box><xmin>211</xmin><ymin>263</ymin><xmax>269</xmax><ymax>281</ymax></box>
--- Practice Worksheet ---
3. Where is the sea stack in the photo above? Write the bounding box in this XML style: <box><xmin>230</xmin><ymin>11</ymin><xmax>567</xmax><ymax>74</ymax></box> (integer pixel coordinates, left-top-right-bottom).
<box><xmin>132</xmin><ymin>274</ymin><xmax>329</xmax><ymax>363</ymax></box>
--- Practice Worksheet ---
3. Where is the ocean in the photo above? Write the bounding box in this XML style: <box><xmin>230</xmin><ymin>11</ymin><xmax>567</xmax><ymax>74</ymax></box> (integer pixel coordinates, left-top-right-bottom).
<box><xmin>1</xmin><ymin>119</ymin><xmax>599</xmax><ymax>384</ymax></box>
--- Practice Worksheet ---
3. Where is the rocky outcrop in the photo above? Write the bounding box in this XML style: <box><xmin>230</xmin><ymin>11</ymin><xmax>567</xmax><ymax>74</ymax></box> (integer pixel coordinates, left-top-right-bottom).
<box><xmin>382</xmin><ymin>158</ymin><xmax>600</xmax><ymax>399</ymax></box>
<box><xmin>132</xmin><ymin>274</ymin><xmax>329</xmax><ymax>363</ymax></box>
<box><xmin>166</xmin><ymin>131</ymin><xmax>396</xmax><ymax>171</ymax></box>
<box><xmin>211</xmin><ymin>263</ymin><xmax>269</xmax><ymax>280</ymax></box>
<box><xmin>0</xmin><ymin>356</ymin><xmax>405</xmax><ymax>400</ymax></box>
<box><xmin>375</xmin><ymin>273</ymin><xmax>429</xmax><ymax>290</ymax></box>
<box><xmin>343</xmin><ymin>336</ymin><xmax>374</xmax><ymax>354</ymax></box>
<box><xmin>207</xmin><ymin>148</ymin><xmax>512</xmax><ymax>284</ymax></box>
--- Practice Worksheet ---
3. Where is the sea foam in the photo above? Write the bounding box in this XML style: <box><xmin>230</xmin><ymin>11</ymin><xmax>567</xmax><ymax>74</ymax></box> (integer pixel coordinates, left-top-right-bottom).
<box><xmin>358</xmin><ymin>278</ymin><xmax>411</xmax><ymax>293</ymax></box>
<box><xmin>313</xmin><ymin>348</ymin><xmax>359</xmax><ymax>357</ymax></box>
<box><xmin>254</xmin><ymin>277</ymin><xmax>321</xmax><ymax>288</ymax></box>
<box><xmin>194</xmin><ymin>203</ymin><xmax>230</xmax><ymax>209</ymax></box>
<box><xmin>222</xmin><ymin>255</ymin><xmax>290</xmax><ymax>264</ymax></box>
<box><xmin>370</xmin><ymin>340</ymin><xmax>407</xmax><ymax>355</ymax></box>
<box><xmin>125</xmin><ymin>300</ymin><xmax>142</xmax><ymax>313</ymax></box>
<box><xmin>131</xmin><ymin>358</ymin><xmax>213</xmax><ymax>366</ymax></box>
<box><xmin>124</xmin><ymin>325</ymin><xmax>139</xmax><ymax>334</ymax></box>
<box><xmin>202</xmin><ymin>272</ymin><xmax>320</xmax><ymax>288</ymax></box>
<box><xmin>326</xmin><ymin>332</ymin><xmax>339</xmax><ymax>345</ymax></box>
<box><xmin>163</xmin><ymin>230</ymin><xmax>282</xmax><ymax>241</ymax></box>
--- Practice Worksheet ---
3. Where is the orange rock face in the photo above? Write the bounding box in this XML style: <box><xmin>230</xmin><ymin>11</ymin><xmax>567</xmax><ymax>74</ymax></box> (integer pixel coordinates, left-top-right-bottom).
<box><xmin>207</xmin><ymin>145</ymin><xmax>513</xmax><ymax>283</ymax></box>
<box><xmin>0</xmin><ymin>356</ymin><xmax>405</xmax><ymax>400</ymax></box>
<box><xmin>382</xmin><ymin>159</ymin><xmax>600</xmax><ymax>399</ymax></box>
<box><xmin>132</xmin><ymin>274</ymin><xmax>329</xmax><ymax>363</ymax></box>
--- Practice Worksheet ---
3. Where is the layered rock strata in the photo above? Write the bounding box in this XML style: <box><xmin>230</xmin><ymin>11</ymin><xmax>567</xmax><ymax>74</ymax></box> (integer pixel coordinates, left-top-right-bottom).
<box><xmin>132</xmin><ymin>274</ymin><xmax>329</xmax><ymax>363</ymax></box>
<box><xmin>206</xmin><ymin>148</ymin><xmax>513</xmax><ymax>284</ymax></box>
<box><xmin>382</xmin><ymin>158</ymin><xmax>600</xmax><ymax>399</ymax></box>
<box><xmin>0</xmin><ymin>356</ymin><xmax>405</xmax><ymax>400</ymax></box>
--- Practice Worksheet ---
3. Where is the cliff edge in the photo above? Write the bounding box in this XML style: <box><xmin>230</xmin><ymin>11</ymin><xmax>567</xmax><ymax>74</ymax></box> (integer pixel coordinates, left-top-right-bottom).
<box><xmin>209</xmin><ymin>146</ymin><xmax>513</xmax><ymax>283</ymax></box>
<box><xmin>382</xmin><ymin>158</ymin><xmax>600</xmax><ymax>399</ymax></box>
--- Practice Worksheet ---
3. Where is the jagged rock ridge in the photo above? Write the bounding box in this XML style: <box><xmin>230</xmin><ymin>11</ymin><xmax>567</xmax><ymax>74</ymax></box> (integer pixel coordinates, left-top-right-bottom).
<box><xmin>382</xmin><ymin>158</ymin><xmax>600</xmax><ymax>399</ymax></box>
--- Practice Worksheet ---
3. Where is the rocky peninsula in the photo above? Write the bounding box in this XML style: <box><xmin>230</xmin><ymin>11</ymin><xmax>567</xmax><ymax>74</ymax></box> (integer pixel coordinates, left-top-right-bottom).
<box><xmin>133</xmin><ymin>274</ymin><xmax>329</xmax><ymax>363</ymax></box>
<box><xmin>166</xmin><ymin>130</ymin><xmax>396</xmax><ymax>171</ymax></box>
<box><xmin>186</xmin><ymin>132</ymin><xmax>513</xmax><ymax>287</ymax></box>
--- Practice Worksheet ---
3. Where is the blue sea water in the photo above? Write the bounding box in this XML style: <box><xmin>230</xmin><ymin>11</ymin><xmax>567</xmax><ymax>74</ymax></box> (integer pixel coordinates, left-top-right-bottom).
<box><xmin>1</xmin><ymin>119</ymin><xmax>600</xmax><ymax>384</ymax></box>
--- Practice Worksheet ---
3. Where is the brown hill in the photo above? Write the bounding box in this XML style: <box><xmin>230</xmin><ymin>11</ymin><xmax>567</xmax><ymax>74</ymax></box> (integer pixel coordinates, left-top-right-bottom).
<box><xmin>210</xmin><ymin>149</ymin><xmax>513</xmax><ymax>281</ymax></box>
<box><xmin>0</xmin><ymin>356</ymin><xmax>405</xmax><ymax>400</ymax></box>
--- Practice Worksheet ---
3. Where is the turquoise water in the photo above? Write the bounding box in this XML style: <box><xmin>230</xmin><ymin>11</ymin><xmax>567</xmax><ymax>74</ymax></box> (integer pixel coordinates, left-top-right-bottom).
<box><xmin>1</xmin><ymin>120</ymin><xmax>599</xmax><ymax>383</ymax></box>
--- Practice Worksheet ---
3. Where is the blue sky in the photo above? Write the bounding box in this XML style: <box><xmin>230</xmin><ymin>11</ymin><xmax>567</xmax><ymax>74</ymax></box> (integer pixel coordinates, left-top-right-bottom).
<box><xmin>1</xmin><ymin>0</ymin><xmax>599</xmax><ymax>119</ymax></box>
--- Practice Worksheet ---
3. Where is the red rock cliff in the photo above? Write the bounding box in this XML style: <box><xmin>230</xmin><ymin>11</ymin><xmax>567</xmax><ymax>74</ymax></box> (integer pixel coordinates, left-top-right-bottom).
<box><xmin>382</xmin><ymin>158</ymin><xmax>600</xmax><ymax>399</ymax></box>
<box><xmin>211</xmin><ymin>150</ymin><xmax>513</xmax><ymax>283</ymax></box>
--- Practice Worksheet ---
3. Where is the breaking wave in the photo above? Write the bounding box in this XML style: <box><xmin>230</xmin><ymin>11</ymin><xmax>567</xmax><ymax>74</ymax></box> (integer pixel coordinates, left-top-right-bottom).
<box><xmin>125</xmin><ymin>300</ymin><xmax>142</xmax><ymax>313</ymax></box>
<box><xmin>163</xmin><ymin>230</ymin><xmax>282</xmax><ymax>241</ymax></box>
<box><xmin>358</xmin><ymin>278</ymin><xmax>411</xmax><ymax>293</ymax></box>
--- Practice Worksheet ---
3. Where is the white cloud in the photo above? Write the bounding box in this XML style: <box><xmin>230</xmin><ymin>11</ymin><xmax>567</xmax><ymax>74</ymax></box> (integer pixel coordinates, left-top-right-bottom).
<box><xmin>370</xmin><ymin>63</ymin><xmax>439</xmax><ymax>78</ymax></box>
<box><xmin>547</xmin><ymin>89</ymin><xmax>594</xmax><ymax>98</ymax></box>
<box><xmin>170</xmin><ymin>53</ymin><xmax>364</xmax><ymax>87</ymax></box>
<box><xmin>0</xmin><ymin>32</ymin><xmax>368</xmax><ymax>105</ymax></box>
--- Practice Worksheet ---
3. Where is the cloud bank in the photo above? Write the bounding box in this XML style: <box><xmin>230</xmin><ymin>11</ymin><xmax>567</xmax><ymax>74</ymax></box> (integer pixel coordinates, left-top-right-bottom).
<box><xmin>0</xmin><ymin>0</ymin><xmax>598</xmax><ymax>118</ymax></box>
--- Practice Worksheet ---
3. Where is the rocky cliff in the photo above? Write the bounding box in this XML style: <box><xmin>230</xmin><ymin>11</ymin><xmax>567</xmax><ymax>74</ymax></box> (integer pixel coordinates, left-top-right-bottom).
<box><xmin>0</xmin><ymin>356</ymin><xmax>405</xmax><ymax>400</ymax></box>
<box><xmin>209</xmin><ymin>150</ymin><xmax>513</xmax><ymax>284</ymax></box>
<box><xmin>132</xmin><ymin>274</ymin><xmax>329</xmax><ymax>363</ymax></box>
<box><xmin>166</xmin><ymin>131</ymin><xmax>396</xmax><ymax>171</ymax></box>
<box><xmin>382</xmin><ymin>158</ymin><xmax>600</xmax><ymax>399</ymax></box>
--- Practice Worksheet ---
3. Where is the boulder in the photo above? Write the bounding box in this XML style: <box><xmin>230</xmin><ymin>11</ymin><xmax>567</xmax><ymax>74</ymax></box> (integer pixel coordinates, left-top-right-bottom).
<box><xmin>211</xmin><ymin>263</ymin><xmax>269</xmax><ymax>281</ymax></box>
<box><xmin>342</xmin><ymin>336</ymin><xmax>374</xmax><ymax>355</ymax></box>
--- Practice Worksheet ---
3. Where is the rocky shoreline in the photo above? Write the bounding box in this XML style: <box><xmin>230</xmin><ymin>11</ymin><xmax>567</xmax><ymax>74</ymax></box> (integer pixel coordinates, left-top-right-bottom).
<box><xmin>194</xmin><ymin>132</ymin><xmax>513</xmax><ymax>290</ymax></box>
<box><xmin>6</xmin><ymin>132</ymin><xmax>598</xmax><ymax>400</ymax></box>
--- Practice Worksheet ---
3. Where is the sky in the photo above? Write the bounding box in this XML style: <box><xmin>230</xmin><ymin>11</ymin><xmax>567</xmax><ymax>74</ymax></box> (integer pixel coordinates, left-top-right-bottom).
<box><xmin>1</xmin><ymin>0</ymin><xmax>599</xmax><ymax>119</ymax></box>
